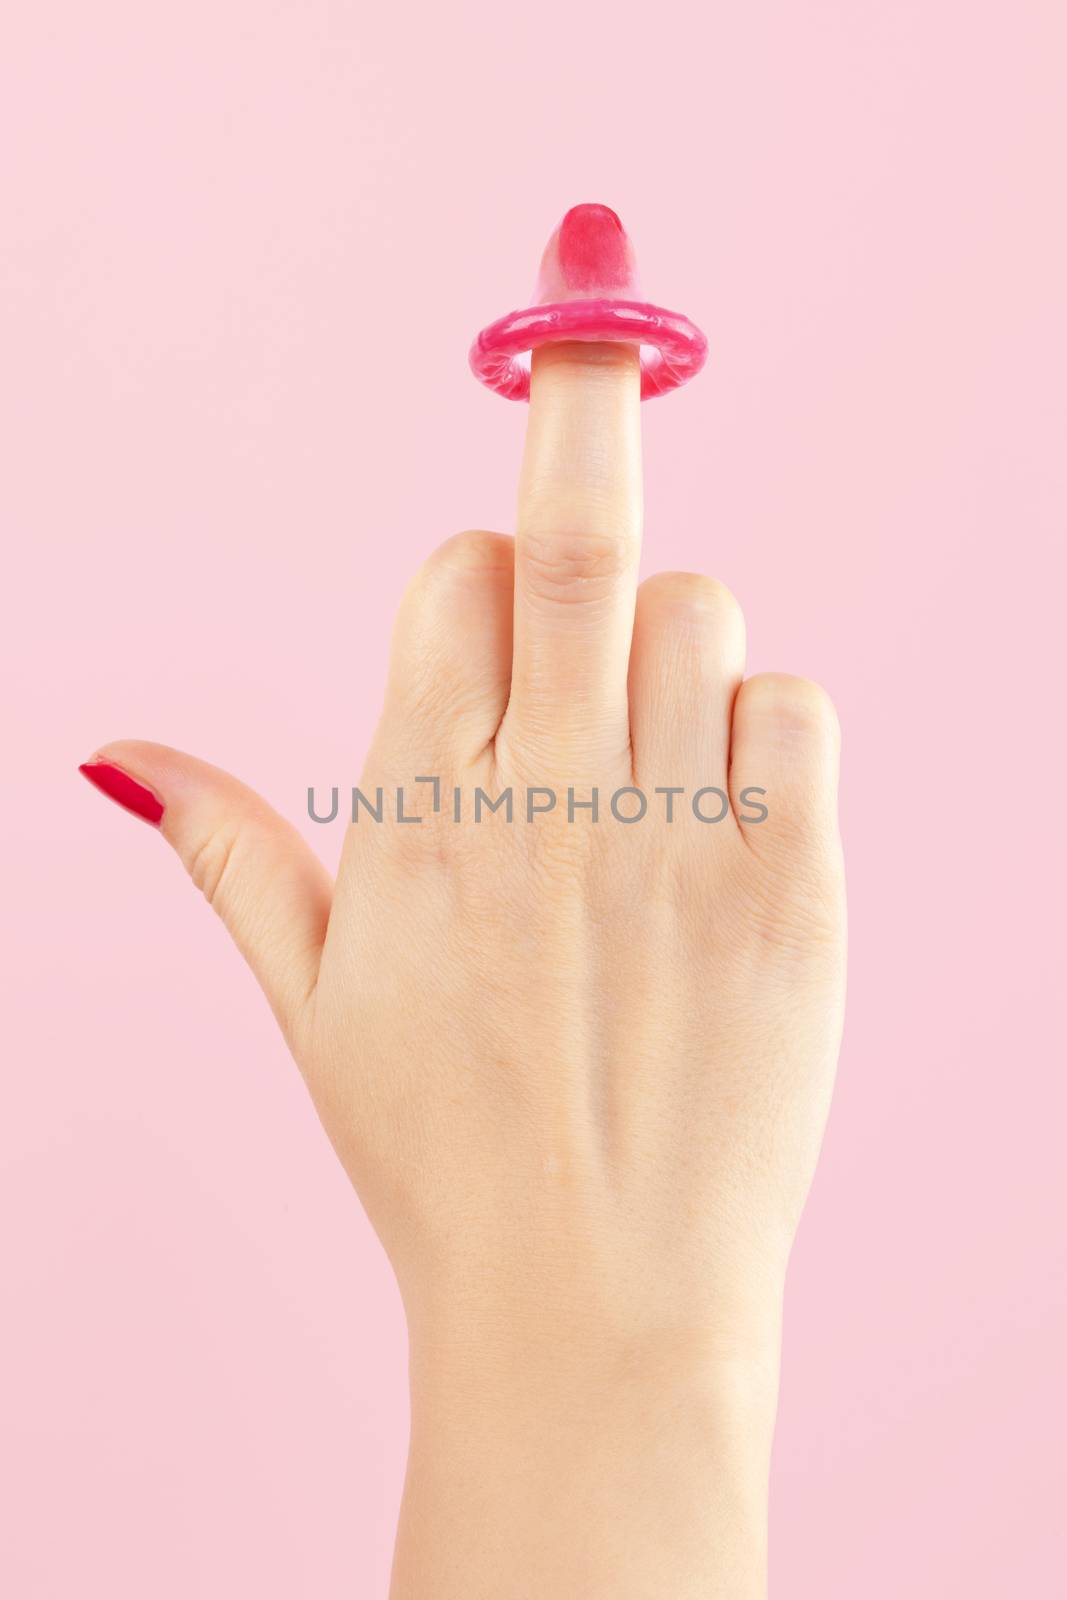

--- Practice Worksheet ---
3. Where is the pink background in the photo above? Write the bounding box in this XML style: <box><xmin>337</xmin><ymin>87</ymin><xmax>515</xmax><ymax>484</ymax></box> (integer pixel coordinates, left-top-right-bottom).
<box><xmin>3</xmin><ymin>3</ymin><xmax>1064</xmax><ymax>1594</ymax></box>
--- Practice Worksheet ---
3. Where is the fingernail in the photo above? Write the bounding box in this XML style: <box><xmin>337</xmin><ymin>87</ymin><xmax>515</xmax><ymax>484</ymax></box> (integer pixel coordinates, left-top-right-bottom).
<box><xmin>79</xmin><ymin>761</ymin><xmax>165</xmax><ymax>827</ymax></box>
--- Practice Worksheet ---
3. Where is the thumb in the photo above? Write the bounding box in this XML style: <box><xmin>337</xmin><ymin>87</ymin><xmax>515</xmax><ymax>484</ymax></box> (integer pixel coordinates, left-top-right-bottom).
<box><xmin>79</xmin><ymin>740</ymin><xmax>332</xmax><ymax>1045</ymax></box>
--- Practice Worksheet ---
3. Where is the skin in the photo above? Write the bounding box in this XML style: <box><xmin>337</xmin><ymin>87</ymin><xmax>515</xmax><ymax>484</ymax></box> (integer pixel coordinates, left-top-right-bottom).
<box><xmin>86</xmin><ymin>340</ymin><xmax>846</xmax><ymax>1597</ymax></box>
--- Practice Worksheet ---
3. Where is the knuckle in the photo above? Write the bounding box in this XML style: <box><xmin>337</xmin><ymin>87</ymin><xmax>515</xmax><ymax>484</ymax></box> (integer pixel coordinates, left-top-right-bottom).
<box><xmin>420</xmin><ymin>529</ymin><xmax>513</xmax><ymax>581</ymax></box>
<box><xmin>639</xmin><ymin>572</ymin><xmax>746</xmax><ymax>640</ymax></box>
<box><xmin>520</xmin><ymin>528</ymin><xmax>633</xmax><ymax>606</ymax></box>
<box><xmin>738</xmin><ymin>848</ymin><xmax>847</xmax><ymax>960</ymax></box>
<box><xmin>396</xmin><ymin>652</ymin><xmax>459</xmax><ymax>728</ymax></box>
<box><xmin>186</xmin><ymin>827</ymin><xmax>242</xmax><ymax>910</ymax></box>
<box><xmin>743</xmin><ymin>673</ymin><xmax>840</xmax><ymax>744</ymax></box>
<box><xmin>641</xmin><ymin>570</ymin><xmax>735</xmax><ymax>613</ymax></box>
<box><xmin>399</xmin><ymin>531</ymin><xmax>512</xmax><ymax>626</ymax></box>
<box><xmin>527</xmin><ymin>812</ymin><xmax>592</xmax><ymax>889</ymax></box>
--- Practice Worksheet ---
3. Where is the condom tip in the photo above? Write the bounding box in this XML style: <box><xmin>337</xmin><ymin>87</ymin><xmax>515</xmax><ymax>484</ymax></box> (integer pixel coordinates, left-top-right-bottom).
<box><xmin>535</xmin><ymin>202</ymin><xmax>641</xmax><ymax>303</ymax></box>
<box><xmin>473</xmin><ymin>202</ymin><xmax>705</xmax><ymax>400</ymax></box>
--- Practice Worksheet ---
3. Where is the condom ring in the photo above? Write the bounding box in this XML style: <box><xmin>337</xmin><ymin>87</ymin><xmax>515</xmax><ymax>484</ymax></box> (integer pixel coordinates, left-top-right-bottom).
<box><xmin>469</xmin><ymin>203</ymin><xmax>707</xmax><ymax>402</ymax></box>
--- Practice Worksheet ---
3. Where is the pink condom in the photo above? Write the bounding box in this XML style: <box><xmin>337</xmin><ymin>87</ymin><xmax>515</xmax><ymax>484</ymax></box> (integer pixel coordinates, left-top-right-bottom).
<box><xmin>469</xmin><ymin>203</ymin><xmax>707</xmax><ymax>402</ymax></box>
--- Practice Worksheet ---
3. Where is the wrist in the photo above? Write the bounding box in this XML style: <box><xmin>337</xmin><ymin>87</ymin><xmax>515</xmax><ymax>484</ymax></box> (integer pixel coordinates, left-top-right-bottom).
<box><xmin>391</xmin><ymin>1319</ymin><xmax>779</xmax><ymax>1600</ymax></box>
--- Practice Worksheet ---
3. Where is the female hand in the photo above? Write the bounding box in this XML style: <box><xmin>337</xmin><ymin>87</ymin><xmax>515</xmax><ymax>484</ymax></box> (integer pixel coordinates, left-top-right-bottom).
<box><xmin>83</xmin><ymin>339</ymin><xmax>845</xmax><ymax>1598</ymax></box>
